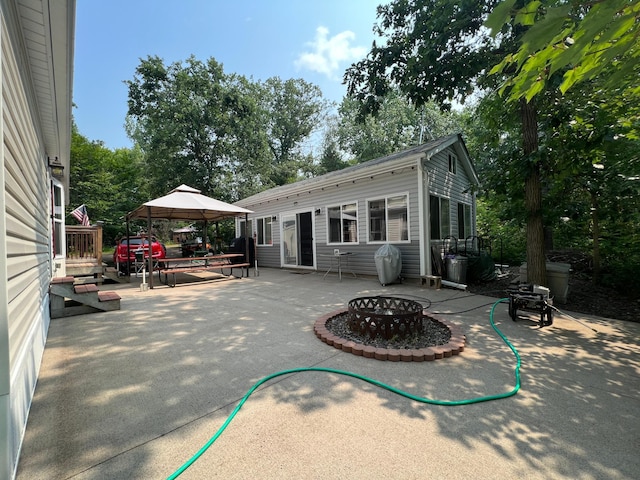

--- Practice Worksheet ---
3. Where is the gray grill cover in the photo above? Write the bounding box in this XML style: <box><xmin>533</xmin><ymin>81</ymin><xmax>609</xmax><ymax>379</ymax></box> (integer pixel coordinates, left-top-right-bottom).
<box><xmin>374</xmin><ymin>244</ymin><xmax>402</xmax><ymax>286</ymax></box>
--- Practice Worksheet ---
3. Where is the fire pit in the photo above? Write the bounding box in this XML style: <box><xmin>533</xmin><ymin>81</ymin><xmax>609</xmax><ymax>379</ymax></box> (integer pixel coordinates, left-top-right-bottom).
<box><xmin>348</xmin><ymin>296</ymin><xmax>423</xmax><ymax>340</ymax></box>
<box><xmin>314</xmin><ymin>295</ymin><xmax>467</xmax><ymax>362</ymax></box>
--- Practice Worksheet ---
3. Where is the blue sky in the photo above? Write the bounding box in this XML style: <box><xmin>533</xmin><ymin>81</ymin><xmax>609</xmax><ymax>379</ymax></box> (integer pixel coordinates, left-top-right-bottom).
<box><xmin>73</xmin><ymin>1</ymin><xmax>381</xmax><ymax>150</ymax></box>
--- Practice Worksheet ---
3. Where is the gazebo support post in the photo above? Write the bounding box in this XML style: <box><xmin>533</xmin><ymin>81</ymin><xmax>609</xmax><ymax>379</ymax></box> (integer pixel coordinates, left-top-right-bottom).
<box><xmin>147</xmin><ymin>206</ymin><xmax>153</xmax><ymax>289</ymax></box>
<box><xmin>203</xmin><ymin>220</ymin><xmax>208</xmax><ymax>254</ymax></box>
<box><xmin>245</xmin><ymin>213</ymin><xmax>249</xmax><ymax>277</ymax></box>
<box><xmin>125</xmin><ymin>216</ymin><xmax>131</xmax><ymax>279</ymax></box>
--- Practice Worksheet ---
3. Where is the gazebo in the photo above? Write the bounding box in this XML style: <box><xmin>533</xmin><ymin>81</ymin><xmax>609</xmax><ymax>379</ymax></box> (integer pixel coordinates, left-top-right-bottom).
<box><xmin>127</xmin><ymin>185</ymin><xmax>253</xmax><ymax>288</ymax></box>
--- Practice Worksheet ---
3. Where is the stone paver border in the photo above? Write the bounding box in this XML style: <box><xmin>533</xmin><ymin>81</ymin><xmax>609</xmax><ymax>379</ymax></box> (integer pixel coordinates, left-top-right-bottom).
<box><xmin>314</xmin><ymin>309</ymin><xmax>466</xmax><ymax>361</ymax></box>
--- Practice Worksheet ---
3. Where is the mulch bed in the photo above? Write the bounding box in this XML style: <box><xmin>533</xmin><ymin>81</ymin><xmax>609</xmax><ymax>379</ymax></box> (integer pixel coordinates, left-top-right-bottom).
<box><xmin>467</xmin><ymin>265</ymin><xmax>640</xmax><ymax>323</ymax></box>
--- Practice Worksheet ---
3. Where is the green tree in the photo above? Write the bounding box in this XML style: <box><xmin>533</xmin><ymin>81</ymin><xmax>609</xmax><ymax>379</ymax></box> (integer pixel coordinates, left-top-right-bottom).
<box><xmin>539</xmin><ymin>82</ymin><xmax>640</xmax><ymax>286</ymax></box>
<box><xmin>337</xmin><ymin>93</ymin><xmax>419</xmax><ymax>162</ymax></box>
<box><xmin>465</xmin><ymin>78</ymin><xmax>640</xmax><ymax>290</ymax></box>
<box><xmin>337</xmin><ymin>91</ymin><xmax>462</xmax><ymax>163</ymax></box>
<box><xmin>486</xmin><ymin>0</ymin><xmax>640</xmax><ymax>101</ymax></box>
<box><xmin>69</xmin><ymin>122</ymin><xmax>148</xmax><ymax>244</ymax></box>
<box><xmin>316</xmin><ymin>116</ymin><xmax>350</xmax><ymax>175</ymax></box>
<box><xmin>344</xmin><ymin>0</ymin><xmax>553</xmax><ymax>285</ymax></box>
<box><xmin>258</xmin><ymin>77</ymin><xmax>329</xmax><ymax>185</ymax></box>
<box><xmin>126</xmin><ymin>55</ymin><xmax>269</xmax><ymax>202</ymax></box>
<box><xmin>485</xmin><ymin>0</ymin><xmax>640</xmax><ymax>288</ymax></box>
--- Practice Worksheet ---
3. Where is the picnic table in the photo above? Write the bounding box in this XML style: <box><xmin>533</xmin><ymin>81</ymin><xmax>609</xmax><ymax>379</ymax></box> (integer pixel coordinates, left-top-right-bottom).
<box><xmin>158</xmin><ymin>253</ymin><xmax>250</xmax><ymax>287</ymax></box>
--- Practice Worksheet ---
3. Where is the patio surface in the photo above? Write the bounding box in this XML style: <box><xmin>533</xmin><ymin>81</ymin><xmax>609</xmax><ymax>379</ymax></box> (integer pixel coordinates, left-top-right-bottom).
<box><xmin>16</xmin><ymin>268</ymin><xmax>640</xmax><ymax>479</ymax></box>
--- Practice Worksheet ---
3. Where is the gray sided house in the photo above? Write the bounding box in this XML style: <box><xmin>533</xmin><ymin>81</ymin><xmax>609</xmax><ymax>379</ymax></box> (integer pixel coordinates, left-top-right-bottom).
<box><xmin>235</xmin><ymin>134</ymin><xmax>480</xmax><ymax>280</ymax></box>
<box><xmin>0</xmin><ymin>1</ymin><xmax>74</xmax><ymax>478</ymax></box>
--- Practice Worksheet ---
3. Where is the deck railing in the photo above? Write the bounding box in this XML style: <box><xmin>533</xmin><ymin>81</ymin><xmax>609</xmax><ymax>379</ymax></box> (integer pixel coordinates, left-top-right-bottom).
<box><xmin>66</xmin><ymin>225</ymin><xmax>103</xmax><ymax>264</ymax></box>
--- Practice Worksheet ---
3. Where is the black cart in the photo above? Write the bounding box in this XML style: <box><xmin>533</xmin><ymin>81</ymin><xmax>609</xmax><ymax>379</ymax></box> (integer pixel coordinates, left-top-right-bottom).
<box><xmin>507</xmin><ymin>284</ymin><xmax>554</xmax><ymax>328</ymax></box>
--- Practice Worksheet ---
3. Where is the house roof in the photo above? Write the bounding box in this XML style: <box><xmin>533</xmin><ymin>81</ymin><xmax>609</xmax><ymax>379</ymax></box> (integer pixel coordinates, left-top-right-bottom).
<box><xmin>236</xmin><ymin>133</ymin><xmax>479</xmax><ymax>208</ymax></box>
<box><xmin>14</xmin><ymin>0</ymin><xmax>75</xmax><ymax>189</ymax></box>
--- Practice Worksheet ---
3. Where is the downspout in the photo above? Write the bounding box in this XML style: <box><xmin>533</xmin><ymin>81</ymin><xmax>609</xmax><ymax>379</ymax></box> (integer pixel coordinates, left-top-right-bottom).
<box><xmin>418</xmin><ymin>156</ymin><xmax>432</xmax><ymax>277</ymax></box>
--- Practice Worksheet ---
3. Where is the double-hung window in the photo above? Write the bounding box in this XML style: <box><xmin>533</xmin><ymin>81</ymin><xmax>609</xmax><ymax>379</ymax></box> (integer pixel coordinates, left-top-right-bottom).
<box><xmin>239</xmin><ymin>218</ymin><xmax>253</xmax><ymax>238</ymax></box>
<box><xmin>256</xmin><ymin>217</ymin><xmax>273</xmax><ymax>245</ymax></box>
<box><xmin>52</xmin><ymin>180</ymin><xmax>64</xmax><ymax>258</ymax></box>
<box><xmin>368</xmin><ymin>194</ymin><xmax>409</xmax><ymax>243</ymax></box>
<box><xmin>327</xmin><ymin>202</ymin><xmax>358</xmax><ymax>244</ymax></box>
<box><xmin>457</xmin><ymin>203</ymin><xmax>472</xmax><ymax>239</ymax></box>
<box><xmin>430</xmin><ymin>195</ymin><xmax>450</xmax><ymax>239</ymax></box>
<box><xmin>448</xmin><ymin>153</ymin><xmax>457</xmax><ymax>174</ymax></box>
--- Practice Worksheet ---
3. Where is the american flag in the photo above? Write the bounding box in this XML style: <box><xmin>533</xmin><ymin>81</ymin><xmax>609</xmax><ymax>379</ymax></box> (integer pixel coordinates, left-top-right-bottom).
<box><xmin>70</xmin><ymin>204</ymin><xmax>90</xmax><ymax>226</ymax></box>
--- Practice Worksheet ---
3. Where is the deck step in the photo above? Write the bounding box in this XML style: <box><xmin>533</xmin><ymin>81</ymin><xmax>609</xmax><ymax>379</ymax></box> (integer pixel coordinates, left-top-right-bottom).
<box><xmin>102</xmin><ymin>266</ymin><xmax>130</xmax><ymax>284</ymax></box>
<box><xmin>98</xmin><ymin>291</ymin><xmax>121</xmax><ymax>302</ymax></box>
<box><xmin>50</xmin><ymin>279</ymin><xmax>122</xmax><ymax>318</ymax></box>
<box><xmin>74</xmin><ymin>284</ymin><xmax>99</xmax><ymax>294</ymax></box>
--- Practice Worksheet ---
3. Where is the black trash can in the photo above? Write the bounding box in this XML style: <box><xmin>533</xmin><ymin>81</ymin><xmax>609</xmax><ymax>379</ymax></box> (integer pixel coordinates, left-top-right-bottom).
<box><xmin>229</xmin><ymin>236</ymin><xmax>255</xmax><ymax>264</ymax></box>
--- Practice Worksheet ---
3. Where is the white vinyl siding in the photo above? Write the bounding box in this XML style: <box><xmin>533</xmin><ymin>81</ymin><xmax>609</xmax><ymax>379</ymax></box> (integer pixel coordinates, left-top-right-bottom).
<box><xmin>3</xmin><ymin>17</ymin><xmax>51</xmax><ymax>377</ymax></box>
<box><xmin>2</xmin><ymin>14</ymin><xmax>55</xmax><ymax>478</ymax></box>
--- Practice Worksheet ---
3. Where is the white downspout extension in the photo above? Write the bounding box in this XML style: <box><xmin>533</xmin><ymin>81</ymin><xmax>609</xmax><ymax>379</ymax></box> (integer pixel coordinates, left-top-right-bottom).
<box><xmin>418</xmin><ymin>156</ymin><xmax>432</xmax><ymax>277</ymax></box>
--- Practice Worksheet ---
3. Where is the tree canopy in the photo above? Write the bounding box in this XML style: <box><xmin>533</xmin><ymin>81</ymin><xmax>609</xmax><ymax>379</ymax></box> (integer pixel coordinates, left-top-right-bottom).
<box><xmin>344</xmin><ymin>0</ymin><xmax>501</xmax><ymax>114</ymax></box>
<box><xmin>487</xmin><ymin>0</ymin><xmax>640</xmax><ymax>101</ymax></box>
<box><xmin>126</xmin><ymin>56</ymin><xmax>328</xmax><ymax>202</ymax></box>
<box><xmin>343</xmin><ymin>0</ymin><xmax>640</xmax><ymax>286</ymax></box>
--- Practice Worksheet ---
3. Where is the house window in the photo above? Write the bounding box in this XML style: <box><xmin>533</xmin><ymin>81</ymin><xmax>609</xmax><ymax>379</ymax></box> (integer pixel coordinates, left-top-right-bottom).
<box><xmin>328</xmin><ymin>202</ymin><xmax>358</xmax><ymax>244</ymax></box>
<box><xmin>239</xmin><ymin>219</ymin><xmax>253</xmax><ymax>238</ymax></box>
<box><xmin>448</xmin><ymin>153</ymin><xmax>457</xmax><ymax>174</ymax></box>
<box><xmin>368</xmin><ymin>194</ymin><xmax>409</xmax><ymax>243</ymax></box>
<box><xmin>457</xmin><ymin>203</ymin><xmax>472</xmax><ymax>239</ymax></box>
<box><xmin>52</xmin><ymin>181</ymin><xmax>64</xmax><ymax>257</ymax></box>
<box><xmin>430</xmin><ymin>195</ymin><xmax>450</xmax><ymax>239</ymax></box>
<box><xmin>256</xmin><ymin>217</ymin><xmax>273</xmax><ymax>245</ymax></box>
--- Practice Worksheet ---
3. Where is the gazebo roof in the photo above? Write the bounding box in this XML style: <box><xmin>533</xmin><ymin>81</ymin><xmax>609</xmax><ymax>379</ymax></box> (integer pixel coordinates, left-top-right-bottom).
<box><xmin>128</xmin><ymin>185</ymin><xmax>252</xmax><ymax>222</ymax></box>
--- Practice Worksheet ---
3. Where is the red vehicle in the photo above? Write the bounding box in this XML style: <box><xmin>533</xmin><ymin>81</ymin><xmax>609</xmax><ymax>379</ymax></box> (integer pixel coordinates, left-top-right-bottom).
<box><xmin>113</xmin><ymin>236</ymin><xmax>166</xmax><ymax>274</ymax></box>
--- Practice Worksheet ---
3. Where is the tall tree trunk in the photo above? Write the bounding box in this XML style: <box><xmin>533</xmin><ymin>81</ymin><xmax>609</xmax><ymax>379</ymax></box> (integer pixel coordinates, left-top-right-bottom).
<box><xmin>590</xmin><ymin>190</ymin><xmax>601</xmax><ymax>285</ymax></box>
<box><xmin>521</xmin><ymin>99</ymin><xmax>547</xmax><ymax>286</ymax></box>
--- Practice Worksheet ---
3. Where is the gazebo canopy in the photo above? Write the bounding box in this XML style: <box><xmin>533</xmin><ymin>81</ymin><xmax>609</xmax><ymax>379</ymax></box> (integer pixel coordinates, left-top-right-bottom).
<box><xmin>128</xmin><ymin>184</ymin><xmax>252</xmax><ymax>221</ymax></box>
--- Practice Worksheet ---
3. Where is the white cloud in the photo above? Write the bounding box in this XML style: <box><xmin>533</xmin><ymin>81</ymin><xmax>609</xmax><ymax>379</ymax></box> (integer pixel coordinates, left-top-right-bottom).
<box><xmin>295</xmin><ymin>26</ymin><xmax>367</xmax><ymax>80</ymax></box>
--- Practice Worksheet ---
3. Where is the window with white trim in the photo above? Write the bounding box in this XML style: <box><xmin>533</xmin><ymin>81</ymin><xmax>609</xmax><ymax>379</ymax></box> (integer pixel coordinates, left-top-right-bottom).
<box><xmin>448</xmin><ymin>153</ymin><xmax>457</xmax><ymax>174</ymax></box>
<box><xmin>327</xmin><ymin>202</ymin><xmax>358</xmax><ymax>244</ymax></box>
<box><xmin>457</xmin><ymin>203</ymin><xmax>472</xmax><ymax>239</ymax></box>
<box><xmin>52</xmin><ymin>180</ymin><xmax>64</xmax><ymax>257</ymax></box>
<box><xmin>430</xmin><ymin>195</ymin><xmax>450</xmax><ymax>239</ymax></box>
<box><xmin>368</xmin><ymin>194</ymin><xmax>409</xmax><ymax>243</ymax></box>
<box><xmin>239</xmin><ymin>218</ymin><xmax>253</xmax><ymax>238</ymax></box>
<box><xmin>256</xmin><ymin>216</ymin><xmax>273</xmax><ymax>245</ymax></box>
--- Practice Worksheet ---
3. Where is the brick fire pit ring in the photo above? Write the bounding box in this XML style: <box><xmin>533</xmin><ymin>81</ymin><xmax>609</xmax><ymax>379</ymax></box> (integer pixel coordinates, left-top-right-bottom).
<box><xmin>314</xmin><ymin>308</ymin><xmax>466</xmax><ymax>362</ymax></box>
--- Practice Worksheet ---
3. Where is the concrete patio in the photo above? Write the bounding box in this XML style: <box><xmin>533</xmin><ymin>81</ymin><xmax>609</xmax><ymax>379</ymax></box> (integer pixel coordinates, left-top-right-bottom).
<box><xmin>16</xmin><ymin>268</ymin><xmax>640</xmax><ymax>479</ymax></box>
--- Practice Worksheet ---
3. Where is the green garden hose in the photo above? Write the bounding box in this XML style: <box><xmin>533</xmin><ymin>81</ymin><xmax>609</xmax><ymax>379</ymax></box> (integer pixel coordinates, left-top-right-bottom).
<box><xmin>168</xmin><ymin>298</ymin><xmax>518</xmax><ymax>479</ymax></box>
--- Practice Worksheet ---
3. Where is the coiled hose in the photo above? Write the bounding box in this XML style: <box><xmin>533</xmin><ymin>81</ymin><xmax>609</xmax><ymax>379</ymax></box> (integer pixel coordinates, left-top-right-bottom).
<box><xmin>168</xmin><ymin>298</ymin><xmax>518</xmax><ymax>479</ymax></box>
